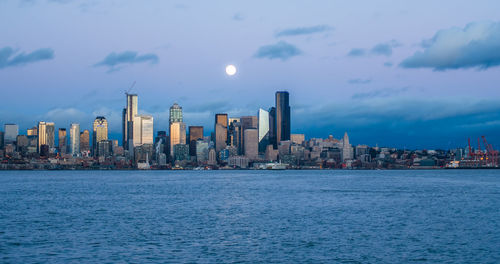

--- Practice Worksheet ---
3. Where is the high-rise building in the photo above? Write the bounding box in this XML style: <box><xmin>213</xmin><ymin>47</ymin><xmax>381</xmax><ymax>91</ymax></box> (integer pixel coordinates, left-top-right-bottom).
<box><xmin>132</xmin><ymin>115</ymin><xmax>154</xmax><ymax>147</ymax></box>
<box><xmin>93</xmin><ymin>116</ymin><xmax>108</xmax><ymax>155</ymax></box>
<box><xmin>244</xmin><ymin>128</ymin><xmax>258</xmax><ymax>160</ymax></box>
<box><xmin>258</xmin><ymin>109</ymin><xmax>270</xmax><ymax>153</ymax></box>
<box><xmin>0</xmin><ymin>131</ymin><xmax>4</xmax><ymax>149</ymax></box>
<box><xmin>291</xmin><ymin>134</ymin><xmax>305</xmax><ymax>145</ymax></box>
<box><xmin>170</xmin><ymin>122</ymin><xmax>186</xmax><ymax>155</ymax></box>
<box><xmin>27</xmin><ymin>126</ymin><xmax>38</xmax><ymax>136</ymax></box>
<box><xmin>189</xmin><ymin>126</ymin><xmax>203</xmax><ymax>156</ymax></box>
<box><xmin>342</xmin><ymin>132</ymin><xmax>353</xmax><ymax>161</ymax></box>
<box><xmin>239</xmin><ymin>116</ymin><xmax>258</xmax><ymax>155</ymax></box>
<box><xmin>169</xmin><ymin>103</ymin><xmax>183</xmax><ymax>123</ymax></box>
<box><xmin>37</xmin><ymin>122</ymin><xmax>55</xmax><ymax>152</ymax></box>
<box><xmin>268</xmin><ymin>107</ymin><xmax>276</xmax><ymax>148</ymax></box>
<box><xmin>215</xmin><ymin>113</ymin><xmax>228</xmax><ymax>153</ymax></box>
<box><xmin>228</xmin><ymin>118</ymin><xmax>241</xmax><ymax>149</ymax></box>
<box><xmin>123</xmin><ymin>93</ymin><xmax>138</xmax><ymax>149</ymax></box>
<box><xmin>3</xmin><ymin>124</ymin><xmax>19</xmax><ymax>145</ymax></box>
<box><xmin>70</xmin><ymin>123</ymin><xmax>80</xmax><ymax>156</ymax></box>
<box><xmin>58</xmin><ymin>128</ymin><xmax>67</xmax><ymax>154</ymax></box>
<box><xmin>80</xmin><ymin>130</ymin><xmax>90</xmax><ymax>153</ymax></box>
<box><xmin>275</xmin><ymin>91</ymin><xmax>291</xmax><ymax>144</ymax></box>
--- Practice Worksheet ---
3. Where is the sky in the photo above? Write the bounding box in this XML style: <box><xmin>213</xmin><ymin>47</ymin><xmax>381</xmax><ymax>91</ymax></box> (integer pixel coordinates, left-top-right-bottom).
<box><xmin>1</xmin><ymin>0</ymin><xmax>500</xmax><ymax>149</ymax></box>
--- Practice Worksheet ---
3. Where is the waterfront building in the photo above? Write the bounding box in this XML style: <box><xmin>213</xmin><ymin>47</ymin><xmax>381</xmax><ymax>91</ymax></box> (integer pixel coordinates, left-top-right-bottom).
<box><xmin>258</xmin><ymin>109</ymin><xmax>270</xmax><ymax>153</ymax></box>
<box><xmin>0</xmin><ymin>131</ymin><xmax>3</xmax><ymax>149</ymax></box>
<box><xmin>189</xmin><ymin>126</ymin><xmax>203</xmax><ymax>157</ymax></box>
<box><xmin>58</xmin><ymin>128</ymin><xmax>67</xmax><ymax>154</ymax></box>
<box><xmin>208</xmin><ymin>148</ymin><xmax>216</xmax><ymax>165</ymax></box>
<box><xmin>196</xmin><ymin>140</ymin><xmax>209</xmax><ymax>162</ymax></box>
<box><xmin>3</xmin><ymin>124</ymin><xmax>18</xmax><ymax>145</ymax></box>
<box><xmin>275</xmin><ymin>91</ymin><xmax>291</xmax><ymax>144</ymax></box>
<box><xmin>93</xmin><ymin>116</ymin><xmax>108</xmax><ymax>155</ymax></box>
<box><xmin>215</xmin><ymin>114</ymin><xmax>228</xmax><ymax>153</ymax></box>
<box><xmin>173</xmin><ymin>144</ymin><xmax>190</xmax><ymax>161</ymax></box>
<box><xmin>96</xmin><ymin>140</ymin><xmax>112</xmax><ymax>158</ymax></box>
<box><xmin>70</xmin><ymin>123</ymin><xmax>80</xmax><ymax>156</ymax></box>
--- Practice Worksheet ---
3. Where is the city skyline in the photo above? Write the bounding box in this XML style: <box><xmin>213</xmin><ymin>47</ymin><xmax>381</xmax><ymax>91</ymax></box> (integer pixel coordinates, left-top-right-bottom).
<box><xmin>1</xmin><ymin>1</ymin><xmax>500</xmax><ymax>149</ymax></box>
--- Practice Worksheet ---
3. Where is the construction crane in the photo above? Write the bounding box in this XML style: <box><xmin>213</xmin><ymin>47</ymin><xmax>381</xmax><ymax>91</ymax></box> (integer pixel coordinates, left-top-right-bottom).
<box><xmin>482</xmin><ymin>136</ymin><xmax>499</xmax><ymax>166</ymax></box>
<box><xmin>125</xmin><ymin>81</ymin><xmax>136</xmax><ymax>95</ymax></box>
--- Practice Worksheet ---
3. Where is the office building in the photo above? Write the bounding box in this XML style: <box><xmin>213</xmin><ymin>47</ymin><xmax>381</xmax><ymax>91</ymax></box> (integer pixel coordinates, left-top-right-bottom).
<box><xmin>215</xmin><ymin>113</ymin><xmax>228</xmax><ymax>153</ymax></box>
<box><xmin>342</xmin><ymin>132</ymin><xmax>353</xmax><ymax>161</ymax></box>
<box><xmin>239</xmin><ymin>116</ymin><xmax>258</xmax><ymax>155</ymax></box>
<box><xmin>291</xmin><ymin>134</ymin><xmax>305</xmax><ymax>145</ymax></box>
<box><xmin>258</xmin><ymin>109</ymin><xmax>270</xmax><ymax>153</ymax></box>
<box><xmin>80</xmin><ymin>130</ymin><xmax>90</xmax><ymax>153</ymax></box>
<box><xmin>275</xmin><ymin>91</ymin><xmax>291</xmax><ymax>144</ymax></box>
<box><xmin>189</xmin><ymin>126</ymin><xmax>203</xmax><ymax>156</ymax></box>
<box><xmin>268</xmin><ymin>107</ymin><xmax>276</xmax><ymax>148</ymax></box>
<box><xmin>132</xmin><ymin>115</ymin><xmax>154</xmax><ymax>147</ymax></box>
<box><xmin>58</xmin><ymin>128</ymin><xmax>67</xmax><ymax>154</ymax></box>
<box><xmin>70</xmin><ymin>123</ymin><xmax>80</xmax><ymax>156</ymax></box>
<box><xmin>123</xmin><ymin>93</ymin><xmax>138</xmax><ymax>149</ymax></box>
<box><xmin>228</xmin><ymin>118</ymin><xmax>240</xmax><ymax>149</ymax></box>
<box><xmin>3</xmin><ymin>124</ymin><xmax>18</xmax><ymax>145</ymax></box>
<box><xmin>170</xmin><ymin>122</ymin><xmax>186</xmax><ymax>156</ymax></box>
<box><xmin>173</xmin><ymin>144</ymin><xmax>190</xmax><ymax>161</ymax></box>
<box><xmin>244</xmin><ymin>128</ymin><xmax>258</xmax><ymax>160</ymax></box>
<box><xmin>27</xmin><ymin>126</ymin><xmax>37</xmax><ymax>136</ymax></box>
<box><xmin>0</xmin><ymin>131</ymin><xmax>4</xmax><ymax>149</ymax></box>
<box><xmin>169</xmin><ymin>103</ymin><xmax>183</xmax><ymax>123</ymax></box>
<box><xmin>196</xmin><ymin>140</ymin><xmax>209</xmax><ymax>162</ymax></box>
<box><xmin>37</xmin><ymin>122</ymin><xmax>55</xmax><ymax>152</ymax></box>
<box><xmin>93</xmin><ymin>116</ymin><xmax>108</xmax><ymax>155</ymax></box>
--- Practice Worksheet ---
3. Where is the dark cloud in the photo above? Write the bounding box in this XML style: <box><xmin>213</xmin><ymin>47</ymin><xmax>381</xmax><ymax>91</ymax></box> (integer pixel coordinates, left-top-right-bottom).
<box><xmin>348</xmin><ymin>48</ymin><xmax>366</xmax><ymax>57</ymax></box>
<box><xmin>95</xmin><ymin>51</ymin><xmax>159</xmax><ymax>72</ymax></box>
<box><xmin>400</xmin><ymin>21</ymin><xmax>500</xmax><ymax>70</ymax></box>
<box><xmin>371</xmin><ymin>43</ymin><xmax>392</xmax><ymax>56</ymax></box>
<box><xmin>348</xmin><ymin>78</ymin><xmax>372</xmax><ymax>84</ymax></box>
<box><xmin>275</xmin><ymin>25</ymin><xmax>333</xmax><ymax>37</ymax></box>
<box><xmin>0</xmin><ymin>47</ymin><xmax>54</xmax><ymax>69</ymax></box>
<box><xmin>254</xmin><ymin>41</ymin><xmax>302</xmax><ymax>61</ymax></box>
<box><xmin>351</xmin><ymin>87</ymin><xmax>408</xmax><ymax>99</ymax></box>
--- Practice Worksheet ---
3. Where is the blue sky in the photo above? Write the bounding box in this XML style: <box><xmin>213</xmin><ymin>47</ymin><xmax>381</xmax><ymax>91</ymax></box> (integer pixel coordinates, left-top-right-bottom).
<box><xmin>1</xmin><ymin>0</ymin><xmax>500</xmax><ymax>149</ymax></box>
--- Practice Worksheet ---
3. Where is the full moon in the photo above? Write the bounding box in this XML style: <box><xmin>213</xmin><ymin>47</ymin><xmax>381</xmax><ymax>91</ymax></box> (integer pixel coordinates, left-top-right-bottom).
<box><xmin>225</xmin><ymin>64</ymin><xmax>237</xmax><ymax>76</ymax></box>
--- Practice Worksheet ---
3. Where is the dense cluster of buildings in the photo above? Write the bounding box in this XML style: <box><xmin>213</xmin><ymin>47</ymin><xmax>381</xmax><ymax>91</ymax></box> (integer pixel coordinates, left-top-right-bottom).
<box><xmin>0</xmin><ymin>91</ymin><xmax>495</xmax><ymax>170</ymax></box>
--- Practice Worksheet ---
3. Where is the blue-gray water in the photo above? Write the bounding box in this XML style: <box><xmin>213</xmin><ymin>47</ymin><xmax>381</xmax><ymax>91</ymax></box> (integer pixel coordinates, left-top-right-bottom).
<box><xmin>1</xmin><ymin>170</ymin><xmax>499</xmax><ymax>263</ymax></box>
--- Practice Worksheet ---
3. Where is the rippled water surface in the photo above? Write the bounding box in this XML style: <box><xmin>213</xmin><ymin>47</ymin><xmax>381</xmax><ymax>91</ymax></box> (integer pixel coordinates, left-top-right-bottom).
<box><xmin>1</xmin><ymin>170</ymin><xmax>499</xmax><ymax>263</ymax></box>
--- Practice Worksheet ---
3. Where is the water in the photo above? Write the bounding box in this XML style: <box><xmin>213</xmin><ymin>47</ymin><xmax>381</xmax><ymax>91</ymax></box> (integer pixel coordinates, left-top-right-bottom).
<box><xmin>0</xmin><ymin>170</ymin><xmax>499</xmax><ymax>263</ymax></box>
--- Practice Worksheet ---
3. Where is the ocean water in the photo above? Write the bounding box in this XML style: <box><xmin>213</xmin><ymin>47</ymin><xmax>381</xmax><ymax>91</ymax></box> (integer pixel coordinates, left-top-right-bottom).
<box><xmin>0</xmin><ymin>170</ymin><xmax>499</xmax><ymax>263</ymax></box>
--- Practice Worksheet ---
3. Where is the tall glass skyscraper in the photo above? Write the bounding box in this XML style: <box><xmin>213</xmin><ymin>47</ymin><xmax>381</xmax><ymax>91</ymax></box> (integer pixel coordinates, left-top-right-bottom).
<box><xmin>215</xmin><ymin>113</ymin><xmax>228</xmax><ymax>153</ymax></box>
<box><xmin>169</xmin><ymin>103</ymin><xmax>183</xmax><ymax>123</ymax></box>
<box><xmin>123</xmin><ymin>93</ymin><xmax>138</xmax><ymax>149</ymax></box>
<box><xmin>37</xmin><ymin>121</ymin><xmax>55</xmax><ymax>152</ymax></box>
<box><xmin>275</xmin><ymin>91</ymin><xmax>290</xmax><ymax>144</ymax></box>
<box><xmin>189</xmin><ymin>126</ymin><xmax>203</xmax><ymax>156</ymax></box>
<box><xmin>58</xmin><ymin>128</ymin><xmax>67</xmax><ymax>154</ymax></box>
<box><xmin>258</xmin><ymin>109</ymin><xmax>270</xmax><ymax>153</ymax></box>
<box><xmin>3</xmin><ymin>124</ymin><xmax>18</xmax><ymax>145</ymax></box>
<box><xmin>133</xmin><ymin>115</ymin><xmax>154</xmax><ymax>147</ymax></box>
<box><xmin>70</xmin><ymin>123</ymin><xmax>80</xmax><ymax>156</ymax></box>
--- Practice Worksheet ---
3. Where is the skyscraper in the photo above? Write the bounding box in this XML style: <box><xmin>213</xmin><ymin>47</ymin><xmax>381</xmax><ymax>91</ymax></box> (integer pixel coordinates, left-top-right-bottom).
<box><xmin>244</xmin><ymin>128</ymin><xmax>258</xmax><ymax>160</ymax></box>
<box><xmin>132</xmin><ymin>115</ymin><xmax>154</xmax><ymax>147</ymax></box>
<box><xmin>123</xmin><ymin>93</ymin><xmax>138</xmax><ymax>149</ymax></box>
<box><xmin>268</xmin><ymin>107</ymin><xmax>276</xmax><ymax>148</ymax></box>
<box><xmin>170</xmin><ymin>122</ymin><xmax>186</xmax><ymax>155</ymax></box>
<box><xmin>258</xmin><ymin>109</ymin><xmax>270</xmax><ymax>153</ymax></box>
<box><xmin>58</xmin><ymin>128</ymin><xmax>67</xmax><ymax>154</ymax></box>
<box><xmin>189</xmin><ymin>126</ymin><xmax>203</xmax><ymax>157</ymax></box>
<box><xmin>70</xmin><ymin>123</ymin><xmax>80</xmax><ymax>156</ymax></box>
<box><xmin>169</xmin><ymin>103</ymin><xmax>183</xmax><ymax>123</ymax></box>
<box><xmin>275</xmin><ymin>91</ymin><xmax>291</xmax><ymax>144</ymax></box>
<box><xmin>342</xmin><ymin>132</ymin><xmax>353</xmax><ymax>161</ymax></box>
<box><xmin>215</xmin><ymin>113</ymin><xmax>228</xmax><ymax>153</ymax></box>
<box><xmin>37</xmin><ymin>122</ymin><xmax>55</xmax><ymax>152</ymax></box>
<box><xmin>27</xmin><ymin>126</ymin><xmax>38</xmax><ymax>136</ymax></box>
<box><xmin>239</xmin><ymin>116</ymin><xmax>258</xmax><ymax>155</ymax></box>
<box><xmin>80</xmin><ymin>130</ymin><xmax>90</xmax><ymax>153</ymax></box>
<box><xmin>93</xmin><ymin>116</ymin><xmax>108</xmax><ymax>155</ymax></box>
<box><xmin>3</xmin><ymin>124</ymin><xmax>19</xmax><ymax>145</ymax></box>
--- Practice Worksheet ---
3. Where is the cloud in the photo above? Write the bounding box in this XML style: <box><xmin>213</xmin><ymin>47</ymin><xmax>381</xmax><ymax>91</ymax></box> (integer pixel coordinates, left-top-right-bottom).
<box><xmin>0</xmin><ymin>47</ymin><xmax>54</xmax><ymax>69</ymax></box>
<box><xmin>348</xmin><ymin>40</ymin><xmax>401</xmax><ymax>57</ymax></box>
<box><xmin>351</xmin><ymin>87</ymin><xmax>408</xmax><ymax>99</ymax></box>
<box><xmin>348</xmin><ymin>78</ymin><xmax>372</xmax><ymax>84</ymax></box>
<box><xmin>348</xmin><ymin>48</ymin><xmax>366</xmax><ymax>57</ymax></box>
<box><xmin>275</xmin><ymin>25</ymin><xmax>333</xmax><ymax>37</ymax></box>
<box><xmin>400</xmin><ymin>21</ymin><xmax>500</xmax><ymax>70</ymax></box>
<box><xmin>254</xmin><ymin>41</ymin><xmax>302</xmax><ymax>61</ymax></box>
<box><xmin>232</xmin><ymin>13</ymin><xmax>244</xmax><ymax>21</ymax></box>
<box><xmin>384</xmin><ymin>62</ymin><xmax>393</xmax><ymax>67</ymax></box>
<box><xmin>94</xmin><ymin>51</ymin><xmax>159</xmax><ymax>72</ymax></box>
